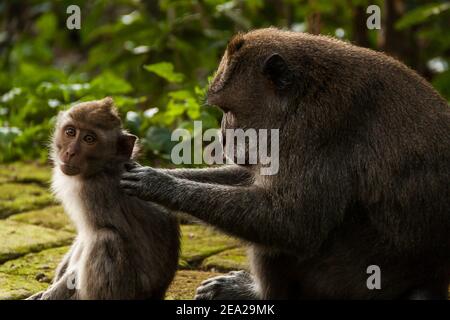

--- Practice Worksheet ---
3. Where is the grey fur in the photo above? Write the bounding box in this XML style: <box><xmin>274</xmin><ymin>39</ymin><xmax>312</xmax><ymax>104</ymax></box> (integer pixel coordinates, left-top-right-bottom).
<box><xmin>121</xmin><ymin>29</ymin><xmax>450</xmax><ymax>299</ymax></box>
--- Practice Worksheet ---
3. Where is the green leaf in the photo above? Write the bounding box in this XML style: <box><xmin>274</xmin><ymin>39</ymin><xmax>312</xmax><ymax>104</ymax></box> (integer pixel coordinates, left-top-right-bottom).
<box><xmin>125</xmin><ymin>111</ymin><xmax>142</xmax><ymax>134</ymax></box>
<box><xmin>186</xmin><ymin>97</ymin><xmax>200</xmax><ymax>120</ymax></box>
<box><xmin>0</xmin><ymin>127</ymin><xmax>22</xmax><ymax>147</ymax></box>
<box><xmin>432</xmin><ymin>70</ymin><xmax>450</xmax><ymax>101</ymax></box>
<box><xmin>165</xmin><ymin>100</ymin><xmax>186</xmax><ymax>117</ymax></box>
<box><xmin>143</xmin><ymin>62</ymin><xmax>185</xmax><ymax>83</ymax></box>
<box><xmin>90</xmin><ymin>72</ymin><xmax>133</xmax><ymax>95</ymax></box>
<box><xmin>144</xmin><ymin>126</ymin><xmax>175</xmax><ymax>154</ymax></box>
<box><xmin>168</xmin><ymin>90</ymin><xmax>193</xmax><ymax>100</ymax></box>
<box><xmin>36</xmin><ymin>83</ymin><xmax>91</xmax><ymax>101</ymax></box>
<box><xmin>199</xmin><ymin>111</ymin><xmax>219</xmax><ymax>130</ymax></box>
<box><xmin>36</xmin><ymin>13</ymin><xmax>58</xmax><ymax>40</ymax></box>
<box><xmin>396</xmin><ymin>3</ymin><xmax>450</xmax><ymax>30</ymax></box>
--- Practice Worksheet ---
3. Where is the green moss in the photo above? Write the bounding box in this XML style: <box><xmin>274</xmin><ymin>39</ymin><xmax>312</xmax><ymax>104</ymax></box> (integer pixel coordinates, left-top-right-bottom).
<box><xmin>178</xmin><ymin>258</ymin><xmax>189</xmax><ymax>269</ymax></box>
<box><xmin>0</xmin><ymin>182</ymin><xmax>55</xmax><ymax>218</ymax></box>
<box><xmin>0</xmin><ymin>162</ymin><xmax>51</xmax><ymax>185</ymax></box>
<box><xmin>201</xmin><ymin>247</ymin><xmax>248</xmax><ymax>272</ymax></box>
<box><xmin>180</xmin><ymin>224</ymin><xmax>239</xmax><ymax>267</ymax></box>
<box><xmin>0</xmin><ymin>220</ymin><xmax>74</xmax><ymax>263</ymax></box>
<box><xmin>0</xmin><ymin>246</ymin><xmax>69</xmax><ymax>300</ymax></box>
<box><xmin>0</xmin><ymin>246</ymin><xmax>69</xmax><ymax>277</ymax></box>
<box><xmin>8</xmin><ymin>206</ymin><xmax>75</xmax><ymax>233</ymax></box>
<box><xmin>0</xmin><ymin>272</ymin><xmax>48</xmax><ymax>300</ymax></box>
<box><xmin>166</xmin><ymin>270</ymin><xmax>223</xmax><ymax>300</ymax></box>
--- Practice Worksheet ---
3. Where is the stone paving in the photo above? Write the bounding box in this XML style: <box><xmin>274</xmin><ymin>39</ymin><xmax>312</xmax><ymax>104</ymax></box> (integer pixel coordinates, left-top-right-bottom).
<box><xmin>0</xmin><ymin>162</ymin><xmax>248</xmax><ymax>300</ymax></box>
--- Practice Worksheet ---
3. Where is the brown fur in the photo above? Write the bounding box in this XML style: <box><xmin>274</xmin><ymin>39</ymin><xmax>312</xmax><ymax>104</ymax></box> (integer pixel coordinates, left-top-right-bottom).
<box><xmin>27</xmin><ymin>98</ymin><xmax>180</xmax><ymax>300</ymax></box>
<box><xmin>68</xmin><ymin>97</ymin><xmax>121</xmax><ymax>130</ymax></box>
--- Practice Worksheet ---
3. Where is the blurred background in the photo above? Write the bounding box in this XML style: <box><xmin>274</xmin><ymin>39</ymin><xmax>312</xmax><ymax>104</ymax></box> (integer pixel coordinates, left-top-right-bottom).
<box><xmin>0</xmin><ymin>0</ymin><xmax>449</xmax><ymax>165</ymax></box>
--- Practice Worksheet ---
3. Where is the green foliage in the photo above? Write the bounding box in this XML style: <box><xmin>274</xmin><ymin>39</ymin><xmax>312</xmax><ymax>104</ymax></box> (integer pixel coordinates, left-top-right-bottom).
<box><xmin>0</xmin><ymin>0</ymin><xmax>448</xmax><ymax>164</ymax></box>
<box><xmin>396</xmin><ymin>3</ymin><xmax>450</xmax><ymax>29</ymax></box>
<box><xmin>144</xmin><ymin>62</ymin><xmax>185</xmax><ymax>83</ymax></box>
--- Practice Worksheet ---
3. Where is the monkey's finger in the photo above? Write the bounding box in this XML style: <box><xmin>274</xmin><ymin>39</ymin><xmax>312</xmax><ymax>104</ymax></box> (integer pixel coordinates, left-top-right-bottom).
<box><xmin>199</xmin><ymin>279</ymin><xmax>219</xmax><ymax>287</ymax></box>
<box><xmin>195</xmin><ymin>287</ymin><xmax>214</xmax><ymax>296</ymax></box>
<box><xmin>199</xmin><ymin>274</ymin><xmax>231</xmax><ymax>286</ymax></box>
<box><xmin>124</xmin><ymin>162</ymin><xmax>141</xmax><ymax>171</ymax></box>
<box><xmin>120</xmin><ymin>184</ymin><xmax>136</xmax><ymax>191</ymax></box>
<box><xmin>121</xmin><ymin>173</ymin><xmax>141</xmax><ymax>181</ymax></box>
<box><xmin>120</xmin><ymin>180</ymin><xmax>139</xmax><ymax>189</ymax></box>
<box><xmin>25</xmin><ymin>291</ymin><xmax>44</xmax><ymax>300</ymax></box>
<box><xmin>195</xmin><ymin>283</ymin><xmax>214</xmax><ymax>295</ymax></box>
<box><xmin>194</xmin><ymin>292</ymin><xmax>215</xmax><ymax>300</ymax></box>
<box><xmin>122</xmin><ymin>188</ymin><xmax>139</xmax><ymax>197</ymax></box>
<box><xmin>127</xmin><ymin>166</ymin><xmax>152</xmax><ymax>173</ymax></box>
<box><xmin>195</xmin><ymin>282</ymin><xmax>221</xmax><ymax>299</ymax></box>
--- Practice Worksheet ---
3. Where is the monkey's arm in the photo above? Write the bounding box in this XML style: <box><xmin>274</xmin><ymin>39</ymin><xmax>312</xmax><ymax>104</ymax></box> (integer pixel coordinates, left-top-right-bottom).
<box><xmin>26</xmin><ymin>242</ymin><xmax>80</xmax><ymax>300</ymax></box>
<box><xmin>26</xmin><ymin>271</ymin><xmax>76</xmax><ymax>300</ymax></box>
<box><xmin>53</xmin><ymin>240</ymin><xmax>80</xmax><ymax>281</ymax></box>
<box><xmin>159</xmin><ymin>165</ymin><xmax>254</xmax><ymax>186</ymax></box>
<box><xmin>127</xmin><ymin>162</ymin><xmax>253</xmax><ymax>185</ymax></box>
<box><xmin>121</xmin><ymin>166</ymin><xmax>339</xmax><ymax>251</ymax></box>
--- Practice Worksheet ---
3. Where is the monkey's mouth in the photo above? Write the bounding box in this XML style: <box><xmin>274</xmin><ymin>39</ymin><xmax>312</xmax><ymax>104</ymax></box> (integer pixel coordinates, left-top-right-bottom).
<box><xmin>60</xmin><ymin>164</ymin><xmax>81</xmax><ymax>176</ymax></box>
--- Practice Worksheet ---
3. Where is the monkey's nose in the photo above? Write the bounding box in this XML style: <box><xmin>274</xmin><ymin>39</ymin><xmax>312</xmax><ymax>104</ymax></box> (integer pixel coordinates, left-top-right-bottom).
<box><xmin>65</xmin><ymin>150</ymin><xmax>76</xmax><ymax>161</ymax></box>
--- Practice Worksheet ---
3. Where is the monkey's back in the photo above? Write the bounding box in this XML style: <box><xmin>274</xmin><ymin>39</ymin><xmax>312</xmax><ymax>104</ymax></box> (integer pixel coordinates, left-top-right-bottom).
<box><xmin>118</xmin><ymin>197</ymin><xmax>180</xmax><ymax>299</ymax></box>
<box><xmin>262</xmin><ymin>29</ymin><xmax>450</xmax><ymax>253</ymax></box>
<box><xmin>241</xmin><ymin>29</ymin><xmax>450</xmax><ymax>298</ymax></box>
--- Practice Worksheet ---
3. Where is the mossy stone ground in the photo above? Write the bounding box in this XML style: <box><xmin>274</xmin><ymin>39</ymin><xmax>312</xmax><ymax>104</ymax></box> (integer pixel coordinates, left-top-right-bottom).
<box><xmin>0</xmin><ymin>183</ymin><xmax>54</xmax><ymax>218</ymax></box>
<box><xmin>0</xmin><ymin>162</ymin><xmax>247</xmax><ymax>300</ymax></box>
<box><xmin>201</xmin><ymin>247</ymin><xmax>248</xmax><ymax>272</ymax></box>
<box><xmin>4</xmin><ymin>163</ymin><xmax>447</xmax><ymax>299</ymax></box>
<box><xmin>8</xmin><ymin>206</ymin><xmax>75</xmax><ymax>233</ymax></box>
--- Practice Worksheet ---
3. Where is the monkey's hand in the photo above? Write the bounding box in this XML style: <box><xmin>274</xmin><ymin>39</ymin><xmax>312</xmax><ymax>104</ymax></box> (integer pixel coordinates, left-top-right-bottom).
<box><xmin>25</xmin><ymin>291</ymin><xmax>44</xmax><ymax>300</ymax></box>
<box><xmin>195</xmin><ymin>271</ymin><xmax>259</xmax><ymax>300</ymax></box>
<box><xmin>120</xmin><ymin>165</ymin><xmax>175</xmax><ymax>201</ymax></box>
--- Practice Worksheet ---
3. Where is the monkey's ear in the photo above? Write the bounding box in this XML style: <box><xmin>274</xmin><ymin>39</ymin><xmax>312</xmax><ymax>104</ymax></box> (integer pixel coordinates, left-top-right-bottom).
<box><xmin>262</xmin><ymin>53</ymin><xmax>293</xmax><ymax>90</ymax></box>
<box><xmin>117</xmin><ymin>134</ymin><xmax>137</xmax><ymax>159</ymax></box>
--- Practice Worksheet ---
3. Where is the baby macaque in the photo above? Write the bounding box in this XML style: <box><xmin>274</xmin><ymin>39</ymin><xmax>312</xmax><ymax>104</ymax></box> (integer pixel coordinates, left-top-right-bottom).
<box><xmin>27</xmin><ymin>97</ymin><xmax>179</xmax><ymax>300</ymax></box>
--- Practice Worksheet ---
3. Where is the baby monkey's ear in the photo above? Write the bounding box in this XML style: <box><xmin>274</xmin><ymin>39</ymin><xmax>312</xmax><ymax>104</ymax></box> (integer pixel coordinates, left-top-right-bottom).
<box><xmin>262</xmin><ymin>53</ymin><xmax>294</xmax><ymax>90</ymax></box>
<box><xmin>117</xmin><ymin>133</ymin><xmax>137</xmax><ymax>159</ymax></box>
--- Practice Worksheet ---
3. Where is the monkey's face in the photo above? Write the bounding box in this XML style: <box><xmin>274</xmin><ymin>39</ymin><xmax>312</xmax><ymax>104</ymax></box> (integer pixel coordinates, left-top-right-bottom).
<box><xmin>208</xmin><ymin>33</ymin><xmax>295</xmax><ymax>121</ymax></box>
<box><xmin>208</xmin><ymin>30</ymin><xmax>296</xmax><ymax>154</ymax></box>
<box><xmin>52</xmin><ymin>99</ymin><xmax>137</xmax><ymax>178</ymax></box>
<box><xmin>54</xmin><ymin>119</ymin><xmax>116</xmax><ymax>177</ymax></box>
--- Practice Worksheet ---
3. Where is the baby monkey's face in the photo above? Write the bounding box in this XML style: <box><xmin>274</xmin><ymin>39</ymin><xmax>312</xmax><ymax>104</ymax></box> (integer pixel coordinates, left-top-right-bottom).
<box><xmin>51</xmin><ymin>98</ymin><xmax>136</xmax><ymax>178</ymax></box>
<box><xmin>54</xmin><ymin>118</ymin><xmax>113</xmax><ymax>177</ymax></box>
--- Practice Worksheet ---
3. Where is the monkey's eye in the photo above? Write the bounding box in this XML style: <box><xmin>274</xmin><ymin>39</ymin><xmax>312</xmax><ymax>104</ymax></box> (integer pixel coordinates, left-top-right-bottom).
<box><xmin>83</xmin><ymin>134</ymin><xmax>96</xmax><ymax>144</ymax></box>
<box><xmin>65</xmin><ymin>127</ymin><xmax>76</xmax><ymax>137</ymax></box>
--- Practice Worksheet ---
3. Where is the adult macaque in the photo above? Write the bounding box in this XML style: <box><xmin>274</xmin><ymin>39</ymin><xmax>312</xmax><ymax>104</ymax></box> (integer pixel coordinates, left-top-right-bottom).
<box><xmin>121</xmin><ymin>29</ymin><xmax>450</xmax><ymax>299</ymax></box>
<box><xmin>27</xmin><ymin>97</ymin><xmax>179</xmax><ymax>300</ymax></box>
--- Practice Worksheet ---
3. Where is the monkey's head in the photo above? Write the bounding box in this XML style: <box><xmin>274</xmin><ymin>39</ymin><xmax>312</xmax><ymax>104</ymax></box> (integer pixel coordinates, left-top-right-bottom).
<box><xmin>207</xmin><ymin>28</ymin><xmax>303</xmax><ymax>132</ymax></box>
<box><xmin>51</xmin><ymin>97</ymin><xmax>137</xmax><ymax>177</ymax></box>
<box><xmin>207</xmin><ymin>28</ymin><xmax>368</xmax><ymax>142</ymax></box>
<box><xmin>207</xmin><ymin>28</ymin><xmax>319</xmax><ymax>164</ymax></box>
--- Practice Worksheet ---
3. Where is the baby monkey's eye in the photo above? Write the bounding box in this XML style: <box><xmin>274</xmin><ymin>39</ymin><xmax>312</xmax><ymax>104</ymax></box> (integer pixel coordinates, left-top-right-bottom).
<box><xmin>65</xmin><ymin>127</ymin><xmax>76</xmax><ymax>137</ymax></box>
<box><xmin>83</xmin><ymin>134</ymin><xmax>96</xmax><ymax>144</ymax></box>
